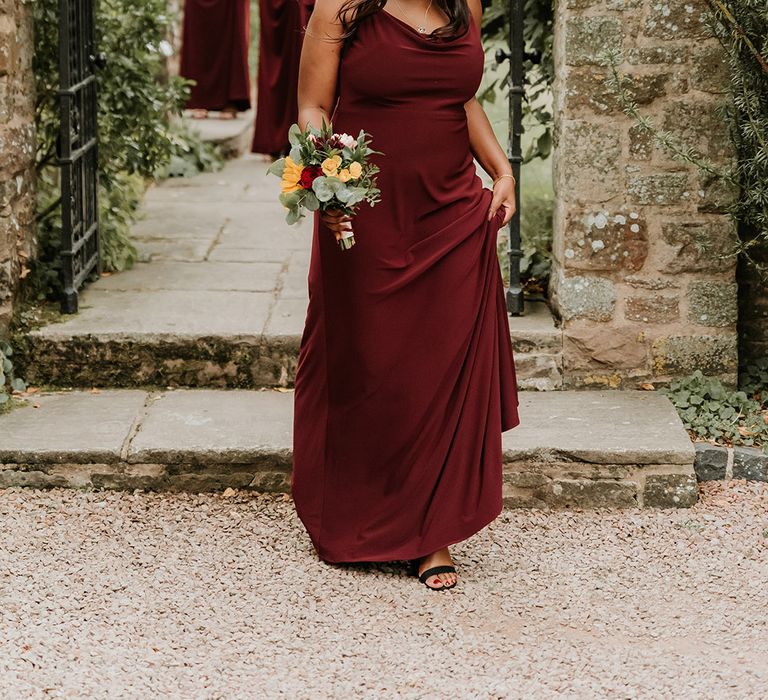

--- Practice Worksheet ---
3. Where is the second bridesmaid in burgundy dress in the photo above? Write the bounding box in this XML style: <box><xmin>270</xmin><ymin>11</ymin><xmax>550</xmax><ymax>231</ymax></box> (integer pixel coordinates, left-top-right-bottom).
<box><xmin>291</xmin><ymin>0</ymin><xmax>520</xmax><ymax>590</ymax></box>
<box><xmin>179</xmin><ymin>0</ymin><xmax>252</xmax><ymax>115</ymax></box>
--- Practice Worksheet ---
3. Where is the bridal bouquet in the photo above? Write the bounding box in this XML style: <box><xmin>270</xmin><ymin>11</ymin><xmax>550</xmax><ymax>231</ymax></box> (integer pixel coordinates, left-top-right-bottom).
<box><xmin>266</xmin><ymin>117</ymin><xmax>383</xmax><ymax>249</ymax></box>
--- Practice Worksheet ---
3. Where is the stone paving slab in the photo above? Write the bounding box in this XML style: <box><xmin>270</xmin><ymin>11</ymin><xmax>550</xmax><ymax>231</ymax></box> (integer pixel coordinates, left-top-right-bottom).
<box><xmin>0</xmin><ymin>391</ymin><xmax>147</xmax><ymax>463</ymax></box>
<box><xmin>506</xmin><ymin>391</ymin><xmax>693</xmax><ymax>465</ymax></box>
<box><xmin>95</xmin><ymin>261</ymin><xmax>284</xmax><ymax>293</ymax></box>
<box><xmin>131</xmin><ymin>201</ymin><xmax>229</xmax><ymax>241</ymax></box>
<box><xmin>186</xmin><ymin>109</ymin><xmax>255</xmax><ymax>158</ymax></box>
<box><xmin>30</xmin><ymin>290</ymin><xmax>273</xmax><ymax>339</ymax></box>
<box><xmin>129</xmin><ymin>390</ymin><xmax>293</xmax><ymax>464</ymax></box>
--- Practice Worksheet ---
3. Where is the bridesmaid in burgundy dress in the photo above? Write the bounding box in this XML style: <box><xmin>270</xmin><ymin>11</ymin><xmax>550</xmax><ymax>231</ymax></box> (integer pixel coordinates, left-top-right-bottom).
<box><xmin>179</xmin><ymin>0</ymin><xmax>252</xmax><ymax>117</ymax></box>
<box><xmin>252</xmin><ymin>0</ymin><xmax>316</xmax><ymax>155</ymax></box>
<box><xmin>291</xmin><ymin>0</ymin><xmax>520</xmax><ymax>590</ymax></box>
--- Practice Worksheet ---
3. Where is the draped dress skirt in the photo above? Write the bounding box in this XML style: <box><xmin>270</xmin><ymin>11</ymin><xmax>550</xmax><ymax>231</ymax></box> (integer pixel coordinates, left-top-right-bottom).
<box><xmin>291</xmin><ymin>10</ymin><xmax>520</xmax><ymax>563</ymax></box>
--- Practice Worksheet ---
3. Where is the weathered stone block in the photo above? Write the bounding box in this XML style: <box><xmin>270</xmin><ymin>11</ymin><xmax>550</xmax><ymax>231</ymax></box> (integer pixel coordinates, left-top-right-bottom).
<box><xmin>643</xmin><ymin>473</ymin><xmax>698</xmax><ymax>507</ymax></box>
<box><xmin>555</xmin><ymin>121</ymin><xmax>622</xmax><ymax>202</ymax></box>
<box><xmin>537</xmin><ymin>478</ymin><xmax>638</xmax><ymax>508</ymax></box>
<box><xmin>693</xmin><ymin>443</ymin><xmax>727</xmax><ymax>481</ymax></box>
<box><xmin>551</xmin><ymin>273</ymin><xmax>616</xmax><ymax>321</ymax></box>
<box><xmin>643</xmin><ymin>1</ymin><xmax>711</xmax><ymax>40</ymax></box>
<box><xmin>626</xmin><ymin>46</ymin><xmax>688</xmax><ymax>65</ymax></box>
<box><xmin>625</xmin><ymin>294</ymin><xmax>679</xmax><ymax>323</ymax></box>
<box><xmin>627</xmin><ymin>172</ymin><xmax>688</xmax><ymax>206</ymax></box>
<box><xmin>661</xmin><ymin>220</ymin><xmax>737</xmax><ymax>274</ymax></box>
<box><xmin>564</xmin><ymin>326</ymin><xmax>648</xmax><ymax>369</ymax></box>
<box><xmin>691</xmin><ymin>43</ymin><xmax>730</xmax><ymax>93</ymax></box>
<box><xmin>629</xmin><ymin>125</ymin><xmax>653</xmax><ymax>160</ymax></box>
<box><xmin>687</xmin><ymin>280</ymin><xmax>738</xmax><ymax>327</ymax></box>
<box><xmin>565</xmin><ymin>17</ymin><xmax>623</xmax><ymax>66</ymax></box>
<box><xmin>662</xmin><ymin>100</ymin><xmax>732</xmax><ymax>161</ymax></box>
<box><xmin>697</xmin><ymin>172</ymin><xmax>738</xmax><ymax>214</ymax></box>
<box><xmin>565</xmin><ymin>68</ymin><xmax>671</xmax><ymax>115</ymax></box>
<box><xmin>625</xmin><ymin>276</ymin><xmax>680</xmax><ymax>290</ymax></box>
<box><xmin>562</xmin><ymin>208</ymin><xmax>648</xmax><ymax>271</ymax></box>
<box><xmin>732</xmin><ymin>447</ymin><xmax>768</xmax><ymax>482</ymax></box>
<box><xmin>651</xmin><ymin>334</ymin><xmax>738</xmax><ymax>376</ymax></box>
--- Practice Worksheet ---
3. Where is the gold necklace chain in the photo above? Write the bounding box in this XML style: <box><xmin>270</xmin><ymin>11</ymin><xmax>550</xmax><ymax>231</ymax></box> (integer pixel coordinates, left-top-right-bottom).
<box><xmin>392</xmin><ymin>0</ymin><xmax>434</xmax><ymax>33</ymax></box>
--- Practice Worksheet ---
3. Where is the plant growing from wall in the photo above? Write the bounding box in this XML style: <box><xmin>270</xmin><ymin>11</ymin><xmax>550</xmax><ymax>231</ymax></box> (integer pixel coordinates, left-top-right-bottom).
<box><xmin>0</xmin><ymin>341</ymin><xmax>27</xmax><ymax>411</ymax></box>
<box><xmin>601</xmin><ymin>0</ymin><xmax>768</xmax><ymax>282</ymax></box>
<box><xmin>29</xmin><ymin>0</ymin><xmax>222</xmax><ymax>300</ymax></box>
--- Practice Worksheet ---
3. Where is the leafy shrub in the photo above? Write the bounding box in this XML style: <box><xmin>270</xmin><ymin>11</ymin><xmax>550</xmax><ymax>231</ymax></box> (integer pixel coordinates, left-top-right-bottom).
<box><xmin>29</xmin><ymin>0</ymin><xmax>221</xmax><ymax>300</ymax></box>
<box><xmin>0</xmin><ymin>341</ymin><xmax>27</xmax><ymax>411</ymax></box>
<box><xmin>661</xmin><ymin>368</ymin><xmax>768</xmax><ymax>452</ymax></box>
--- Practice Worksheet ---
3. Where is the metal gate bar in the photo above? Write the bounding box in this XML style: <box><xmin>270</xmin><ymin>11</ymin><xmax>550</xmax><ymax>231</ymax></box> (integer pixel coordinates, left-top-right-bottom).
<box><xmin>495</xmin><ymin>0</ymin><xmax>525</xmax><ymax>316</ymax></box>
<box><xmin>58</xmin><ymin>0</ymin><xmax>100</xmax><ymax>313</ymax></box>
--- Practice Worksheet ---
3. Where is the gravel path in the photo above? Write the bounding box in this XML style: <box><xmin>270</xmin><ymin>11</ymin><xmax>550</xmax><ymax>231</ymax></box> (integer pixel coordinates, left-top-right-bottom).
<box><xmin>1</xmin><ymin>481</ymin><xmax>767</xmax><ymax>699</ymax></box>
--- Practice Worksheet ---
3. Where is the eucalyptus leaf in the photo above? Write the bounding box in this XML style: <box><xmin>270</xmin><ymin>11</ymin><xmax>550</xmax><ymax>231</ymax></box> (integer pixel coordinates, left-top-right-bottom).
<box><xmin>289</xmin><ymin>145</ymin><xmax>303</xmax><ymax>163</ymax></box>
<box><xmin>302</xmin><ymin>190</ymin><xmax>320</xmax><ymax>211</ymax></box>
<box><xmin>286</xmin><ymin>207</ymin><xmax>303</xmax><ymax>225</ymax></box>
<box><xmin>288</xmin><ymin>123</ymin><xmax>303</xmax><ymax>146</ymax></box>
<box><xmin>312</xmin><ymin>176</ymin><xmax>343</xmax><ymax>202</ymax></box>
<box><xmin>10</xmin><ymin>377</ymin><xmax>26</xmax><ymax>393</ymax></box>
<box><xmin>266</xmin><ymin>158</ymin><xmax>286</xmax><ymax>177</ymax></box>
<box><xmin>279</xmin><ymin>190</ymin><xmax>303</xmax><ymax>208</ymax></box>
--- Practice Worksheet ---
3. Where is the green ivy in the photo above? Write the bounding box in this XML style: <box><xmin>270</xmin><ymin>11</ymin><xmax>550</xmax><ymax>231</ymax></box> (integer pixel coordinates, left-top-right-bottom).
<box><xmin>661</xmin><ymin>367</ymin><xmax>768</xmax><ymax>452</ymax></box>
<box><xmin>0</xmin><ymin>341</ymin><xmax>27</xmax><ymax>411</ymax></box>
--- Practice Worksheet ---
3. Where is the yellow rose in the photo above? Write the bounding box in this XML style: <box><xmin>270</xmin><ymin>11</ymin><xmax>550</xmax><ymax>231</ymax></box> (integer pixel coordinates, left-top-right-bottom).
<box><xmin>280</xmin><ymin>155</ymin><xmax>304</xmax><ymax>194</ymax></box>
<box><xmin>348</xmin><ymin>161</ymin><xmax>363</xmax><ymax>179</ymax></box>
<box><xmin>337</xmin><ymin>168</ymin><xmax>352</xmax><ymax>182</ymax></box>
<box><xmin>321</xmin><ymin>154</ymin><xmax>342</xmax><ymax>177</ymax></box>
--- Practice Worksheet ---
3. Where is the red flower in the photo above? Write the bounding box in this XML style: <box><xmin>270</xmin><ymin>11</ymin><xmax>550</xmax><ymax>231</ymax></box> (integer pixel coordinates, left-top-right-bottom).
<box><xmin>300</xmin><ymin>165</ymin><xmax>323</xmax><ymax>189</ymax></box>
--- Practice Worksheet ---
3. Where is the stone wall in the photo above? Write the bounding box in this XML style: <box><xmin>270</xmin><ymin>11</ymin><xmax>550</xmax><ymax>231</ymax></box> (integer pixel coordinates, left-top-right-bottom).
<box><xmin>0</xmin><ymin>0</ymin><xmax>35</xmax><ymax>333</ymax></box>
<box><xmin>550</xmin><ymin>0</ymin><xmax>739</xmax><ymax>388</ymax></box>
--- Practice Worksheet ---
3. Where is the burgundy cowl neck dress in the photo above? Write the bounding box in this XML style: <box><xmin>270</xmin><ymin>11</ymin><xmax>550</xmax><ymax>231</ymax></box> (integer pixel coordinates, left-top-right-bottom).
<box><xmin>179</xmin><ymin>0</ymin><xmax>251</xmax><ymax>112</ymax></box>
<box><xmin>291</xmin><ymin>9</ymin><xmax>520</xmax><ymax>564</ymax></box>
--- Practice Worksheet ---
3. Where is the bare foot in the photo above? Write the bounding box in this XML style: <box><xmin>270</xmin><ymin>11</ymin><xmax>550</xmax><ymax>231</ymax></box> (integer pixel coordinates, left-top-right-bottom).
<box><xmin>190</xmin><ymin>108</ymin><xmax>208</xmax><ymax>119</ymax></box>
<box><xmin>416</xmin><ymin>547</ymin><xmax>457</xmax><ymax>589</ymax></box>
<box><xmin>219</xmin><ymin>107</ymin><xmax>238</xmax><ymax>120</ymax></box>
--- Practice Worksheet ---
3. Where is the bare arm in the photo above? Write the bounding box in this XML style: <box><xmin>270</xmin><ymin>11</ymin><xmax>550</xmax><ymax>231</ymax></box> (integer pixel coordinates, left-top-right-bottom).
<box><xmin>297</xmin><ymin>0</ymin><xmax>346</xmax><ymax>132</ymax></box>
<box><xmin>296</xmin><ymin>0</ymin><xmax>352</xmax><ymax>240</ymax></box>
<box><xmin>464</xmin><ymin>0</ymin><xmax>516</xmax><ymax>224</ymax></box>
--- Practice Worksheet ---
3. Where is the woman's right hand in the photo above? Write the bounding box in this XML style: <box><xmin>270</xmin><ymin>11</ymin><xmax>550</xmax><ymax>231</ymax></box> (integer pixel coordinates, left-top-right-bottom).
<box><xmin>319</xmin><ymin>207</ymin><xmax>353</xmax><ymax>242</ymax></box>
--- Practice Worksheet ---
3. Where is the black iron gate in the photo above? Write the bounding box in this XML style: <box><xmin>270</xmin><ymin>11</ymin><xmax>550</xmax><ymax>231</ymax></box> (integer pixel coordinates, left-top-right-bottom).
<box><xmin>57</xmin><ymin>0</ymin><xmax>101</xmax><ymax>313</ymax></box>
<box><xmin>495</xmin><ymin>0</ymin><xmax>525</xmax><ymax>316</ymax></box>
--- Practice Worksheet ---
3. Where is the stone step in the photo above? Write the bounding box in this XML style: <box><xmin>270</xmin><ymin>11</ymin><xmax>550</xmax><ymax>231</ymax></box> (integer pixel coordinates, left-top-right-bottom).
<box><xmin>20</xmin><ymin>297</ymin><xmax>562</xmax><ymax>392</ymax></box>
<box><xmin>18</xmin><ymin>155</ymin><xmax>564</xmax><ymax>391</ymax></box>
<box><xmin>0</xmin><ymin>389</ymin><xmax>697</xmax><ymax>509</ymax></box>
<box><xmin>185</xmin><ymin>108</ymin><xmax>255</xmax><ymax>159</ymax></box>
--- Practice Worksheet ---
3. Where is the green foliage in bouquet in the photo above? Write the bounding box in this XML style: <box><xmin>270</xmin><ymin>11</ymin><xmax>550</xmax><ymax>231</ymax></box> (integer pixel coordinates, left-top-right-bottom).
<box><xmin>266</xmin><ymin>117</ymin><xmax>383</xmax><ymax>227</ymax></box>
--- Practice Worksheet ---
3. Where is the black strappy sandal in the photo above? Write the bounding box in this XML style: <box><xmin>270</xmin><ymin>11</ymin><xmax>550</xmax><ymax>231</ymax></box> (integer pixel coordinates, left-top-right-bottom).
<box><xmin>411</xmin><ymin>560</ymin><xmax>458</xmax><ymax>591</ymax></box>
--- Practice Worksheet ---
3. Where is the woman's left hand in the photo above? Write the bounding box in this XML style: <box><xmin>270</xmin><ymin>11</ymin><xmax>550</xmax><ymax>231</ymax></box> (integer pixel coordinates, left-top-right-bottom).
<box><xmin>487</xmin><ymin>177</ymin><xmax>517</xmax><ymax>225</ymax></box>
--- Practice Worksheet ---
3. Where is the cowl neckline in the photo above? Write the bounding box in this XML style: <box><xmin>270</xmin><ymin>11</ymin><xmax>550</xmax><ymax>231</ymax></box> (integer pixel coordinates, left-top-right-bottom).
<box><xmin>376</xmin><ymin>8</ymin><xmax>473</xmax><ymax>44</ymax></box>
